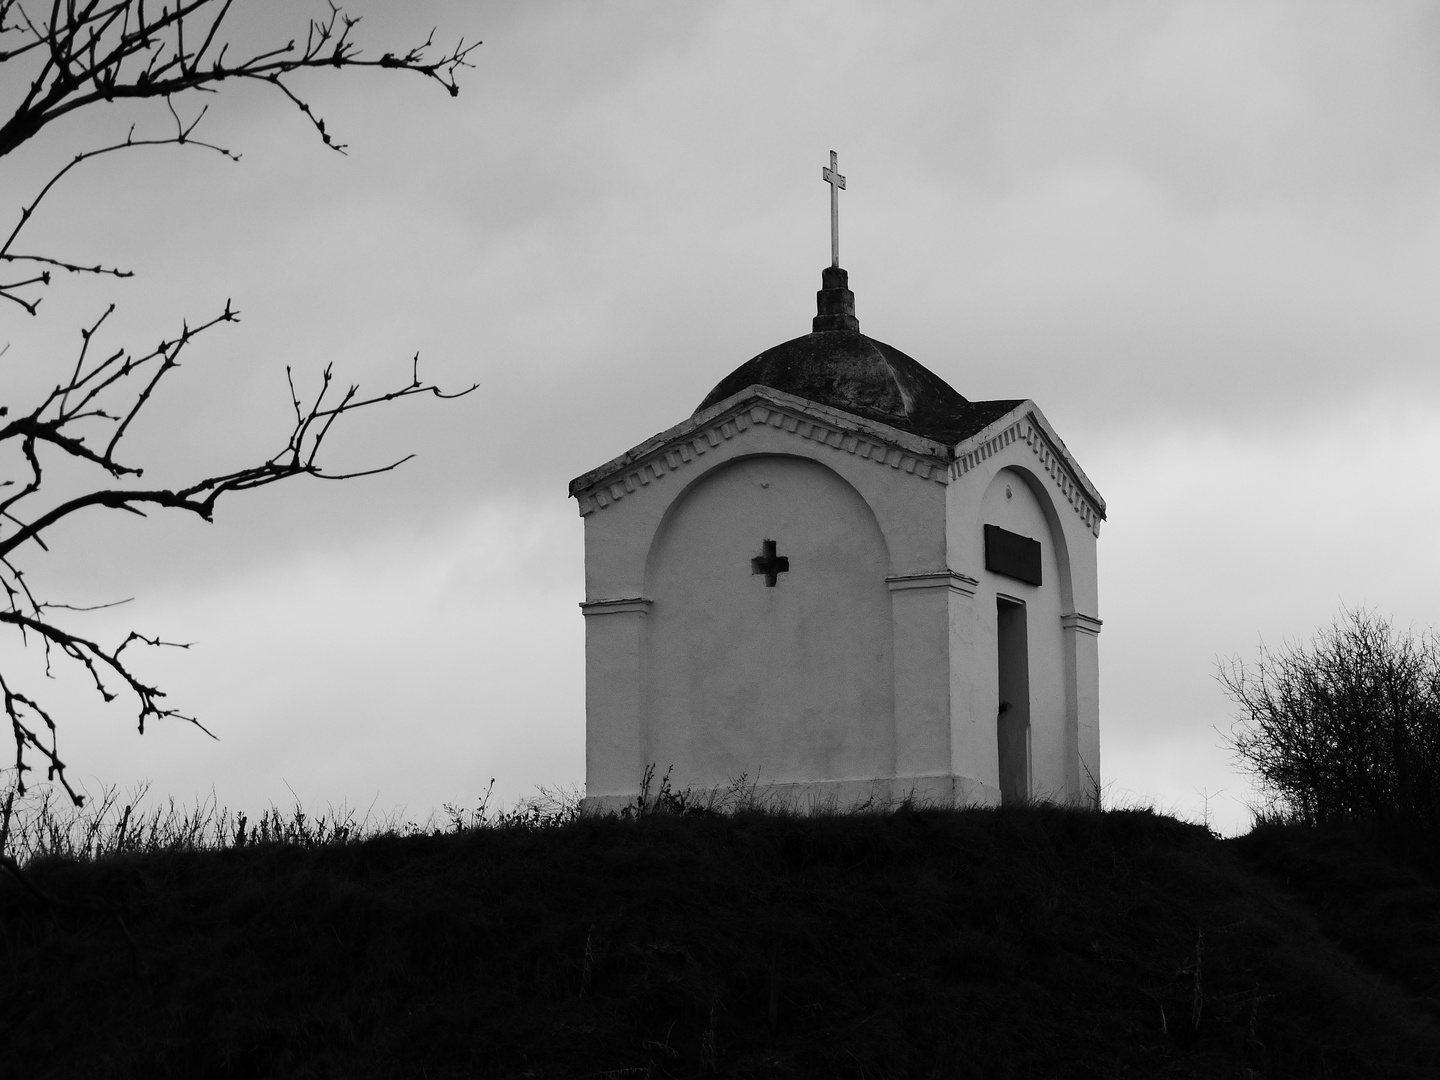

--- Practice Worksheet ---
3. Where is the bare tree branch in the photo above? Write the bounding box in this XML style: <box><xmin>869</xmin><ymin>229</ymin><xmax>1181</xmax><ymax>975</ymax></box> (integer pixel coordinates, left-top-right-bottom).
<box><xmin>0</xmin><ymin>0</ymin><xmax>474</xmax><ymax>158</ymax></box>
<box><xmin>0</xmin><ymin>0</ymin><xmax>478</xmax><ymax>311</ymax></box>
<box><xmin>0</xmin><ymin>1</ymin><xmax>481</xmax><ymax>801</ymax></box>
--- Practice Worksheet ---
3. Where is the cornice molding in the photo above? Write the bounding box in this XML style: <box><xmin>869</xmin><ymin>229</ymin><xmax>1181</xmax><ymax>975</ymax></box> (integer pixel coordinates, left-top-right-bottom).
<box><xmin>886</xmin><ymin>570</ymin><xmax>980</xmax><ymax>597</ymax></box>
<box><xmin>1060</xmin><ymin>612</ymin><xmax>1103</xmax><ymax>636</ymax></box>
<box><xmin>579</xmin><ymin>597</ymin><xmax>654</xmax><ymax>616</ymax></box>
<box><xmin>953</xmin><ymin>404</ymin><xmax>1106</xmax><ymax>538</ymax></box>
<box><xmin>571</xmin><ymin>387</ymin><xmax>953</xmax><ymax>517</ymax></box>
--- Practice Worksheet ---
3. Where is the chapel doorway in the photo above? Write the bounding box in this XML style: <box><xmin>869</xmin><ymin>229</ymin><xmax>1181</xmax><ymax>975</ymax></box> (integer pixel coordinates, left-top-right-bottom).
<box><xmin>996</xmin><ymin>597</ymin><xmax>1031</xmax><ymax>806</ymax></box>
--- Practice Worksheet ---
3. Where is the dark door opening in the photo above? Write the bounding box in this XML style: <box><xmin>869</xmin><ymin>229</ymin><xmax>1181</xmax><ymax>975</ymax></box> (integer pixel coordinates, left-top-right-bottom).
<box><xmin>996</xmin><ymin>597</ymin><xmax>1031</xmax><ymax>806</ymax></box>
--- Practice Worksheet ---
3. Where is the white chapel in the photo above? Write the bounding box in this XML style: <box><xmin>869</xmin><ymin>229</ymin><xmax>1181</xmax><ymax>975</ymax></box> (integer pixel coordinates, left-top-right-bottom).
<box><xmin>569</xmin><ymin>158</ymin><xmax>1105</xmax><ymax>812</ymax></box>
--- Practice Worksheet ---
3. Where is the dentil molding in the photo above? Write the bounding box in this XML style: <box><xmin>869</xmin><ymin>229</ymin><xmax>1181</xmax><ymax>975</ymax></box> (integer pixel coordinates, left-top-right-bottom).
<box><xmin>573</xmin><ymin>398</ymin><xmax>952</xmax><ymax>517</ymax></box>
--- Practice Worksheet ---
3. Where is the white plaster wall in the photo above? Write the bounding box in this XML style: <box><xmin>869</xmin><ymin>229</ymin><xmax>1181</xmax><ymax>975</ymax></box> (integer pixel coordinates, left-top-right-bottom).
<box><xmin>643</xmin><ymin>455</ymin><xmax>895</xmax><ymax>788</ymax></box>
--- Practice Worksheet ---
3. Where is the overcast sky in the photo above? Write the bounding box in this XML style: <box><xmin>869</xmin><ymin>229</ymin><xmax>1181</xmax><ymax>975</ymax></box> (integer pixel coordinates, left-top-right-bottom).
<box><xmin>5</xmin><ymin>0</ymin><xmax>1440</xmax><ymax>836</ymax></box>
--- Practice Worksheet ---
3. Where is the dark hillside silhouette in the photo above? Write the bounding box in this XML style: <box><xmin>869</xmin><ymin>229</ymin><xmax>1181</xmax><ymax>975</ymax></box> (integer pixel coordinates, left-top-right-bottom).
<box><xmin>2</xmin><ymin>802</ymin><xmax>1437</xmax><ymax>1078</ymax></box>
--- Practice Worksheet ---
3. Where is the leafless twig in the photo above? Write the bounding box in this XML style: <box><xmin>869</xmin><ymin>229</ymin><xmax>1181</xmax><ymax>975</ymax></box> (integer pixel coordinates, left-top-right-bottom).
<box><xmin>0</xmin><ymin>1</ymin><xmax>480</xmax><ymax>800</ymax></box>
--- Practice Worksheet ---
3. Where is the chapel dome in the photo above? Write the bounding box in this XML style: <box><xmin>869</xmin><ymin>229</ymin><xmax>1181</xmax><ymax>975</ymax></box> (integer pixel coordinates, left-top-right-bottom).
<box><xmin>696</xmin><ymin>266</ymin><xmax>1023</xmax><ymax>446</ymax></box>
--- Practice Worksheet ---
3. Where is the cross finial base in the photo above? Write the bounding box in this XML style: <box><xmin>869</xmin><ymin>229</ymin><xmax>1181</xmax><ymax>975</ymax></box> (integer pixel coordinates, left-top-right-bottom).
<box><xmin>814</xmin><ymin>265</ymin><xmax>859</xmax><ymax>333</ymax></box>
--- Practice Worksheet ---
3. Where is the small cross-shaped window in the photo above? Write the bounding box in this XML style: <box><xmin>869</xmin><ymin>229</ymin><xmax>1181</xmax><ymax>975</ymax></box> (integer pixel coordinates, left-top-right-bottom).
<box><xmin>751</xmin><ymin>539</ymin><xmax>790</xmax><ymax>587</ymax></box>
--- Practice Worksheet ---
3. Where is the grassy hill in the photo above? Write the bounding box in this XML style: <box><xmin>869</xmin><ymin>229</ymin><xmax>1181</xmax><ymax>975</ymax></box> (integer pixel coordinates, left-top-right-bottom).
<box><xmin>2</xmin><ymin>801</ymin><xmax>1438</xmax><ymax>1078</ymax></box>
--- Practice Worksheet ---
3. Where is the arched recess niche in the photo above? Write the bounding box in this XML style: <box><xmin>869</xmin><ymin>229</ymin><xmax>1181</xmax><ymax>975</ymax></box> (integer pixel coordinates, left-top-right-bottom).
<box><xmin>982</xmin><ymin>463</ymin><xmax>1075</xmax><ymax>612</ymax></box>
<box><xmin>642</xmin><ymin>454</ymin><xmax>896</xmax><ymax>788</ymax></box>
<box><xmin>979</xmin><ymin>465</ymin><xmax>1071</xmax><ymax>800</ymax></box>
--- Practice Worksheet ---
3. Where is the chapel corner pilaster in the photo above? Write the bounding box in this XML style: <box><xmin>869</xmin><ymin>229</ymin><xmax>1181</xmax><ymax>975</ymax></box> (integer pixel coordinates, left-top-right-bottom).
<box><xmin>581</xmin><ymin>597</ymin><xmax>653</xmax><ymax>798</ymax></box>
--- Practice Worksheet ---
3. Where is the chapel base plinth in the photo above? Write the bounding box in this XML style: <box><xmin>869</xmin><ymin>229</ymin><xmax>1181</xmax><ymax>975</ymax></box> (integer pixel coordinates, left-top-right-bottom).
<box><xmin>578</xmin><ymin>773</ymin><xmax>1003</xmax><ymax>816</ymax></box>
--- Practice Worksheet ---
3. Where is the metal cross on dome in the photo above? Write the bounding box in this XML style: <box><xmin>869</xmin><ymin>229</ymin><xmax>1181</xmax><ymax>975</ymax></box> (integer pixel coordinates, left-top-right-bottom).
<box><xmin>822</xmin><ymin>150</ymin><xmax>845</xmax><ymax>268</ymax></box>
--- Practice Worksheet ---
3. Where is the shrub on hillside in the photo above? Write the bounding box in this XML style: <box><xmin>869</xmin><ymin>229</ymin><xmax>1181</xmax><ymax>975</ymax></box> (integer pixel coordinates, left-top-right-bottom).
<box><xmin>1220</xmin><ymin>608</ymin><xmax>1440</xmax><ymax>827</ymax></box>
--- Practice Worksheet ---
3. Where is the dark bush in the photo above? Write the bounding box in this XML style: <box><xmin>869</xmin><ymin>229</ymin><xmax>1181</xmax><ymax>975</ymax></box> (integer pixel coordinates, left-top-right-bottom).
<box><xmin>1220</xmin><ymin>607</ymin><xmax>1440</xmax><ymax>827</ymax></box>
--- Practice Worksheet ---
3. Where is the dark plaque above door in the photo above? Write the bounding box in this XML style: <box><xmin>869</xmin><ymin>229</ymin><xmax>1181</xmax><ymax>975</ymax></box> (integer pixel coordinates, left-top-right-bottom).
<box><xmin>984</xmin><ymin>524</ymin><xmax>1042</xmax><ymax>586</ymax></box>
